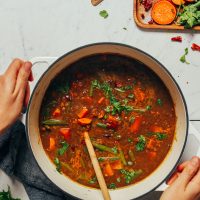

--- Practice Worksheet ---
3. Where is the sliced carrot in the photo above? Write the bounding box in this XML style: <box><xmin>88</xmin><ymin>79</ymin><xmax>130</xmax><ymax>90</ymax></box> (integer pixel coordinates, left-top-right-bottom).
<box><xmin>172</xmin><ymin>0</ymin><xmax>185</xmax><ymax>5</ymax></box>
<box><xmin>130</xmin><ymin>116</ymin><xmax>143</xmax><ymax>134</ymax></box>
<box><xmin>59</xmin><ymin>128</ymin><xmax>71</xmax><ymax>140</ymax></box>
<box><xmin>103</xmin><ymin>163</ymin><xmax>114</xmax><ymax>177</ymax></box>
<box><xmin>78</xmin><ymin>118</ymin><xmax>92</xmax><ymax>125</ymax></box>
<box><xmin>150</xmin><ymin>125</ymin><xmax>164</xmax><ymax>133</ymax></box>
<box><xmin>49</xmin><ymin>137</ymin><xmax>56</xmax><ymax>151</ymax></box>
<box><xmin>110</xmin><ymin>160</ymin><xmax>123</xmax><ymax>170</ymax></box>
<box><xmin>52</xmin><ymin>108</ymin><xmax>61</xmax><ymax>117</ymax></box>
<box><xmin>151</xmin><ymin>0</ymin><xmax>176</xmax><ymax>25</ymax></box>
<box><xmin>98</xmin><ymin>97</ymin><xmax>105</xmax><ymax>104</ymax></box>
<box><xmin>77</xmin><ymin>107</ymin><xmax>89</xmax><ymax>118</ymax></box>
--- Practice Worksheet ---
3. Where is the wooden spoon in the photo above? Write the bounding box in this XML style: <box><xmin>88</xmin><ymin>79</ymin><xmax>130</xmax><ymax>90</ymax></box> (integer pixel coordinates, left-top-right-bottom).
<box><xmin>91</xmin><ymin>0</ymin><xmax>104</xmax><ymax>6</ymax></box>
<box><xmin>84</xmin><ymin>131</ymin><xmax>111</xmax><ymax>200</ymax></box>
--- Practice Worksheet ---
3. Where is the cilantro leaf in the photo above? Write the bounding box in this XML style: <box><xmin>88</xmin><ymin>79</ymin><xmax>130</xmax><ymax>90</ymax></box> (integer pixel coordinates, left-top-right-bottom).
<box><xmin>120</xmin><ymin>169</ymin><xmax>142</xmax><ymax>184</ymax></box>
<box><xmin>136</xmin><ymin>135</ymin><xmax>146</xmax><ymax>151</ymax></box>
<box><xmin>157</xmin><ymin>98</ymin><xmax>162</xmax><ymax>106</ymax></box>
<box><xmin>99</xmin><ymin>10</ymin><xmax>109</xmax><ymax>18</ymax></box>
<box><xmin>108</xmin><ymin>183</ymin><xmax>117</xmax><ymax>189</ymax></box>
<box><xmin>180</xmin><ymin>48</ymin><xmax>190</xmax><ymax>64</ymax></box>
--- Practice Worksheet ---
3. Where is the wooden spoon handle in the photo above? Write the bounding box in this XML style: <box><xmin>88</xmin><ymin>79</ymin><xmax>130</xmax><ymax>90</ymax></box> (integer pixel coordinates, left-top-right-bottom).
<box><xmin>84</xmin><ymin>131</ymin><xmax>111</xmax><ymax>200</ymax></box>
<box><xmin>91</xmin><ymin>0</ymin><xmax>103</xmax><ymax>6</ymax></box>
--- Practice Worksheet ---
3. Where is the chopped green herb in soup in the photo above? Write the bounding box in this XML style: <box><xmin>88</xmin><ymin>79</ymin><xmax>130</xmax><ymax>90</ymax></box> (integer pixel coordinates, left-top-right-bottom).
<box><xmin>39</xmin><ymin>54</ymin><xmax>176</xmax><ymax>189</ymax></box>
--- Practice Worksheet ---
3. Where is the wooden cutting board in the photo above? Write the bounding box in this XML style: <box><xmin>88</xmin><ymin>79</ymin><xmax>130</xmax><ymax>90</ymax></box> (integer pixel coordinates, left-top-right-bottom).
<box><xmin>133</xmin><ymin>0</ymin><xmax>200</xmax><ymax>30</ymax></box>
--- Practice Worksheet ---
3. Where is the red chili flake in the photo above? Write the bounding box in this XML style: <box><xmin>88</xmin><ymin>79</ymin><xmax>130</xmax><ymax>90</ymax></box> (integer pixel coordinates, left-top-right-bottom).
<box><xmin>141</xmin><ymin>0</ymin><xmax>153</xmax><ymax>11</ymax></box>
<box><xmin>171</xmin><ymin>36</ymin><xmax>182</xmax><ymax>42</ymax></box>
<box><xmin>141</xmin><ymin>13</ymin><xmax>145</xmax><ymax>19</ymax></box>
<box><xmin>148</xmin><ymin>19</ymin><xmax>154</xmax><ymax>24</ymax></box>
<box><xmin>191</xmin><ymin>43</ymin><xmax>200</xmax><ymax>51</ymax></box>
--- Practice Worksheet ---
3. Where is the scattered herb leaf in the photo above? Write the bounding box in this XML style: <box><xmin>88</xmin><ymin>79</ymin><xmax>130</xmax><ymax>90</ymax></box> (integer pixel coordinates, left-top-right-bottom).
<box><xmin>108</xmin><ymin>183</ymin><xmax>117</xmax><ymax>189</ymax></box>
<box><xmin>99</xmin><ymin>10</ymin><xmax>109</xmax><ymax>19</ymax></box>
<box><xmin>157</xmin><ymin>98</ymin><xmax>162</xmax><ymax>106</ymax></box>
<box><xmin>148</xmin><ymin>132</ymin><xmax>167</xmax><ymax>140</ymax></box>
<box><xmin>180</xmin><ymin>48</ymin><xmax>190</xmax><ymax>64</ymax></box>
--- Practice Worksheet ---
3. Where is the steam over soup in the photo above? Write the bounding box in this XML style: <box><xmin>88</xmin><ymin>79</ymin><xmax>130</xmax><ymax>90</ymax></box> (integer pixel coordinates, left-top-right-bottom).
<box><xmin>39</xmin><ymin>54</ymin><xmax>176</xmax><ymax>189</ymax></box>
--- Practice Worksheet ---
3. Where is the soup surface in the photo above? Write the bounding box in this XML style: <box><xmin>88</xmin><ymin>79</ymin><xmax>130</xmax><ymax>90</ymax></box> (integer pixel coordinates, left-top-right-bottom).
<box><xmin>39</xmin><ymin>54</ymin><xmax>176</xmax><ymax>189</ymax></box>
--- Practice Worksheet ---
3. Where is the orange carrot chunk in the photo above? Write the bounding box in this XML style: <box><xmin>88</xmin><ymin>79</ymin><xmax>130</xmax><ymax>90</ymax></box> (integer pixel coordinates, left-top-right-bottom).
<box><xmin>103</xmin><ymin>163</ymin><xmax>114</xmax><ymax>177</ymax></box>
<box><xmin>151</xmin><ymin>0</ymin><xmax>176</xmax><ymax>25</ymax></box>
<box><xmin>52</xmin><ymin>108</ymin><xmax>61</xmax><ymax>117</ymax></box>
<box><xmin>49</xmin><ymin>137</ymin><xmax>56</xmax><ymax>151</ymax></box>
<box><xmin>78</xmin><ymin>118</ymin><xmax>92</xmax><ymax>125</ymax></box>
<box><xmin>77</xmin><ymin>107</ymin><xmax>89</xmax><ymax>118</ymax></box>
<box><xmin>130</xmin><ymin>116</ymin><xmax>143</xmax><ymax>134</ymax></box>
<box><xmin>59</xmin><ymin>128</ymin><xmax>71</xmax><ymax>140</ymax></box>
<box><xmin>110</xmin><ymin>160</ymin><xmax>123</xmax><ymax>170</ymax></box>
<box><xmin>98</xmin><ymin>97</ymin><xmax>105</xmax><ymax>104</ymax></box>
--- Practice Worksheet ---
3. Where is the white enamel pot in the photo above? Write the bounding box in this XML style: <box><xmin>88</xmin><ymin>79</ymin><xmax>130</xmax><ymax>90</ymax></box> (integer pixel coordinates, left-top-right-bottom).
<box><xmin>26</xmin><ymin>43</ymin><xmax>188</xmax><ymax>200</ymax></box>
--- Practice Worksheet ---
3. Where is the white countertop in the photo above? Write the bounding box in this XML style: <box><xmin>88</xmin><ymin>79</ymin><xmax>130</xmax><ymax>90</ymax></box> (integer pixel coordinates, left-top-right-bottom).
<box><xmin>0</xmin><ymin>0</ymin><xmax>199</xmax><ymax>199</ymax></box>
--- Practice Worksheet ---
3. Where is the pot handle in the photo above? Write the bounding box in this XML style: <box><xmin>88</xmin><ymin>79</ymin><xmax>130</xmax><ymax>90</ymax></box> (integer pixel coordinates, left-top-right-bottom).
<box><xmin>20</xmin><ymin>57</ymin><xmax>58</xmax><ymax>124</ymax></box>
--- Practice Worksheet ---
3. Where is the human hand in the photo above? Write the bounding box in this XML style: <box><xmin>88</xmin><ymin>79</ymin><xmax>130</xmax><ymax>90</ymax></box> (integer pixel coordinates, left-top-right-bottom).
<box><xmin>160</xmin><ymin>156</ymin><xmax>200</xmax><ymax>200</ymax></box>
<box><xmin>0</xmin><ymin>59</ymin><xmax>33</xmax><ymax>134</ymax></box>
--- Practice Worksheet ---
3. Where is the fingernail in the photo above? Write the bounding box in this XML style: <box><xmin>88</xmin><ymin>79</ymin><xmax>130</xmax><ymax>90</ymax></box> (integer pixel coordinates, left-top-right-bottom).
<box><xmin>24</xmin><ymin>62</ymin><xmax>32</xmax><ymax>73</ymax></box>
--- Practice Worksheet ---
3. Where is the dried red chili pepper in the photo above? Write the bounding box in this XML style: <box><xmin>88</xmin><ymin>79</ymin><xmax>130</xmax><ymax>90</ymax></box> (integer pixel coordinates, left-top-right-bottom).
<box><xmin>141</xmin><ymin>13</ymin><xmax>145</xmax><ymax>19</ymax></box>
<box><xmin>141</xmin><ymin>0</ymin><xmax>153</xmax><ymax>11</ymax></box>
<box><xmin>171</xmin><ymin>36</ymin><xmax>182</xmax><ymax>42</ymax></box>
<box><xmin>191</xmin><ymin>43</ymin><xmax>200</xmax><ymax>51</ymax></box>
<box><xmin>148</xmin><ymin>19</ymin><xmax>154</xmax><ymax>24</ymax></box>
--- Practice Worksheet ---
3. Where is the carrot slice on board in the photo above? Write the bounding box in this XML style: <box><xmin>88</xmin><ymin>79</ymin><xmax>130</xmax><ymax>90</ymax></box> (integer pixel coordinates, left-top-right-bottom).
<box><xmin>151</xmin><ymin>0</ymin><xmax>176</xmax><ymax>25</ymax></box>
<box><xmin>172</xmin><ymin>0</ymin><xmax>185</xmax><ymax>5</ymax></box>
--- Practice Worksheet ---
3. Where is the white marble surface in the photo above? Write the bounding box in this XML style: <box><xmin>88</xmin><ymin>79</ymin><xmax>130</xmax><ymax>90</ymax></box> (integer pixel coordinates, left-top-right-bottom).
<box><xmin>0</xmin><ymin>0</ymin><xmax>200</xmax><ymax>199</ymax></box>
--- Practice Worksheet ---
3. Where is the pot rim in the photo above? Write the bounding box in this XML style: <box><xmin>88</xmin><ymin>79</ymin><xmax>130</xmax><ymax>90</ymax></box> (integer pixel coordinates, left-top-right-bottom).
<box><xmin>25</xmin><ymin>42</ymin><xmax>189</xmax><ymax>200</ymax></box>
